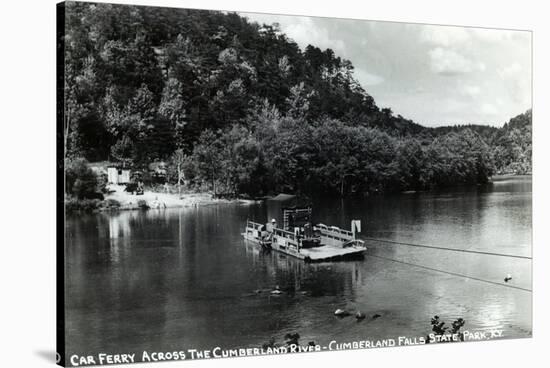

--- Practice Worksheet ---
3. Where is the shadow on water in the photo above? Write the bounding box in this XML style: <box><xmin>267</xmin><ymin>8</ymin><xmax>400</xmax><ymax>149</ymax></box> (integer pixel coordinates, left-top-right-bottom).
<box><xmin>64</xmin><ymin>176</ymin><xmax>532</xmax><ymax>356</ymax></box>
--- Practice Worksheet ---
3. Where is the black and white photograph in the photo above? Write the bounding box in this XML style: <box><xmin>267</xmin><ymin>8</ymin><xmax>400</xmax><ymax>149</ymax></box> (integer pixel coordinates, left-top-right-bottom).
<box><xmin>5</xmin><ymin>0</ymin><xmax>550</xmax><ymax>367</ymax></box>
<box><xmin>54</xmin><ymin>1</ymin><xmax>536</xmax><ymax>366</ymax></box>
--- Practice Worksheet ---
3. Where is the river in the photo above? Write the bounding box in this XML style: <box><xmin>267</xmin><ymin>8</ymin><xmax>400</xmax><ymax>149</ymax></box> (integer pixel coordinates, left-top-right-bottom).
<box><xmin>64</xmin><ymin>175</ymin><xmax>532</xmax><ymax>357</ymax></box>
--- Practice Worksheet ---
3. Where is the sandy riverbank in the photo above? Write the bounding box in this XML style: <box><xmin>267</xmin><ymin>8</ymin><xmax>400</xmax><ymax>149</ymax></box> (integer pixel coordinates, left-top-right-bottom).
<box><xmin>104</xmin><ymin>185</ymin><xmax>259</xmax><ymax>210</ymax></box>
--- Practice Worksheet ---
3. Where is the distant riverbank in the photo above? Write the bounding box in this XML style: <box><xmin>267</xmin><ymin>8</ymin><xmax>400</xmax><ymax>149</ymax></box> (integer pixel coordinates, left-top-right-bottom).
<box><xmin>67</xmin><ymin>173</ymin><xmax>532</xmax><ymax>213</ymax></box>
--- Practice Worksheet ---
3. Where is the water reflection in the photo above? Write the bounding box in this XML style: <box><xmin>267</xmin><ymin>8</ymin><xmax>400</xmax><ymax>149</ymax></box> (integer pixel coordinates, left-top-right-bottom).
<box><xmin>65</xmin><ymin>176</ymin><xmax>532</xmax><ymax>357</ymax></box>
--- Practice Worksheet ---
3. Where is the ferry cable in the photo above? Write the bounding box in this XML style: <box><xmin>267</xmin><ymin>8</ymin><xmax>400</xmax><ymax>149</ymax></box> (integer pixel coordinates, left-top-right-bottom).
<box><xmin>362</xmin><ymin>237</ymin><xmax>531</xmax><ymax>260</ymax></box>
<box><xmin>368</xmin><ymin>253</ymin><xmax>532</xmax><ymax>292</ymax></box>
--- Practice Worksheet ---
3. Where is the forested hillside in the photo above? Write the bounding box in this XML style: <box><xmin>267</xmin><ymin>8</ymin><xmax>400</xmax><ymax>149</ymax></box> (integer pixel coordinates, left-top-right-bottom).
<box><xmin>61</xmin><ymin>2</ymin><xmax>531</xmax><ymax>199</ymax></box>
<box><xmin>429</xmin><ymin>111</ymin><xmax>532</xmax><ymax>175</ymax></box>
<box><xmin>492</xmin><ymin>110</ymin><xmax>532</xmax><ymax>174</ymax></box>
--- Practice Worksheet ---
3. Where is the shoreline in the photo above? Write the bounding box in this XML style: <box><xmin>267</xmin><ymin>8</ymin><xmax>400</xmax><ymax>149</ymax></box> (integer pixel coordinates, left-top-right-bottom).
<box><xmin>68</xmin><ymin>174</ymin><xmax>532</xmax><ymax>213</ymax></box>
<box><xmin>102</xmin><ymin>184</ymin><xmax>259</xmax><ymax>211</ymax></box>
<box><xmin>65</xmin><ymin>184</ymin><xmax>265</xmax><ymax>213</ymax></box>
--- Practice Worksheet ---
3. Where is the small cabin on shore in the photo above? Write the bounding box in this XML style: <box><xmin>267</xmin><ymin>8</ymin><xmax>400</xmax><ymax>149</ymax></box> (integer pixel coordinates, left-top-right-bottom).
<box><xmin>107</xmin><ymin>167</ymin><xmax>131</xmax><ymax>184</ymax></box>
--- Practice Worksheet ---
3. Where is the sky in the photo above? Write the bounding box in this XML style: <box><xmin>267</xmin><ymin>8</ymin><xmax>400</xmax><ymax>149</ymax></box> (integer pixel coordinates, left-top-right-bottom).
<box><xmin>239</xmin><ymin>11</ymin><xmax>532</xmax><ymax>127</ymax></box>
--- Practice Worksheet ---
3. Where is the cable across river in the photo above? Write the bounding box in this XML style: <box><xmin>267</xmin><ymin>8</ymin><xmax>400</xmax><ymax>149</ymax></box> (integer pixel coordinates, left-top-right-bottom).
<box><xmin>362</xmin><ymin>236</ymin><xmax>532</xmax><ymax>292</ymax></box>
<box><xmin>369</xmin><ymin>253</ymin><xmax>532</xmax><ymax>292</ymax></box>
<box><xmin>362</xmin><ymin>237</ymin><xmax>532</xmax><ymax>260</ymax></box>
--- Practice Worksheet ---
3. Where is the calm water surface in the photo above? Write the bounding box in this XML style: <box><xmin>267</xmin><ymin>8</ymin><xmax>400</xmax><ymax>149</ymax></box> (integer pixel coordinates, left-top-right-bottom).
<box><xmin>65</xmin><ymin>176</ymin><xmax>532</xmax><ymax>356</ymax></box>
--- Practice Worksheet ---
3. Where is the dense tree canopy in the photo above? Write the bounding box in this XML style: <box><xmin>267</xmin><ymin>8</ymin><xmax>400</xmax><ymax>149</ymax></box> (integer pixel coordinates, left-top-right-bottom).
<box><xmin>61</xmin><ymin>2</ymin><xmax>531</xmax><ymax>198</ymax></box>
<box><xmin>492</xmin><ymin>110</ymin><xmax>532</xmax><ymax>174</ymax></box>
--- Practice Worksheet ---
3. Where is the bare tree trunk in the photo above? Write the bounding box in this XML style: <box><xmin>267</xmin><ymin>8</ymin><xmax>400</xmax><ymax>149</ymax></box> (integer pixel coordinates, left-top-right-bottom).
<box><xmin>177</xmin><ymin>163</ymin><xmax>182</xmax><ymax>196</ymax></box>
<box><xmin>64</xmin><ymin>111</ymin><xmax>70</xmax><ymax>157</ymax></box>
<box><xmin>212</xmin><ymin>168</ymin><xmax>216</xmax><ymax>197</ymax></box>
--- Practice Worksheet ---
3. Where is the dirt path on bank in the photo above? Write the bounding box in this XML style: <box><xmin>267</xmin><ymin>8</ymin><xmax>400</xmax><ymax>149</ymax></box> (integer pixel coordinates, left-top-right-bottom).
<box><xmin>104</xmin><ymin>184</ymin><xmax>221</xmax><ymax>209</ymax></box>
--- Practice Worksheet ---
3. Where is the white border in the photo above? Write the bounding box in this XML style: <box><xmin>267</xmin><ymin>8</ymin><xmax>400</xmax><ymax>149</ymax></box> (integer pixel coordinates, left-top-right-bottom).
<box><xmin>1</xmin><ymin>0</ymin><xmax>548</xmax><ymax>367</ymax></box>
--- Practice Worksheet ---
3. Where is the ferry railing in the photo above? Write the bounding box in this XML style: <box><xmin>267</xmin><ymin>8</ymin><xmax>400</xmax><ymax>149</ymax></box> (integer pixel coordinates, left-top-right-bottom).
<box><xmin>246</xmin><ymin>220</ymin><xmax>264</xmax><ymax>230</ymax></box>
<box><xmin>314</xmin><ymin>224</ymin><xmax>354</xmax><ymax>239</ymax></box>
<box><xmin>273</xmin><ymin>227</ymin><xmax>297</xmax><ymax>242</ymax></box>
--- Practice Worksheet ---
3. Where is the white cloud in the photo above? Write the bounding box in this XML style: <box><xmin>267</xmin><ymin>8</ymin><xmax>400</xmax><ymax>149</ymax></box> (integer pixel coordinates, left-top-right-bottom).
<box><xmin>421</xmin><ymin>26</ymin><xmax>516</xmax><ymax>47</ymax></box>
<box><xmin>429</xmin><ymin>47</ymin><xmax>485</xmax><ymax>75</ymax></box>
<box><xmin>240</xmin><ymin>11</ymin><xmax>530</xmax><ymax>126</ymax></box>
<box><xmin>497</xmin><ymin>63</ymin><xmax>530</xmax><ymax>106</ymax></box>
<box><xmin>284</xmin><ymin>18</ymin><xmax>346</xmax><ymax>53</ymax></box>
<box><xmin>353</xmin><ymin>68</ymin><xmax>384</xmax><ymax>86</ymax></box>
<box><xmin>243</xmin><ymin>13</ymin><xmax>346</xmax><ymax>54</ymax></box>
<box><xmin>411</xmin><ymin>86</ymin><xmax>426</xmax><ymax>94</ymax></box>
<box><xmin>461</xmin><ymin>85</ymin><xmax>481</xmax><ymax>97</ymax></box>
<box><xmin>481</xmin><ymin>103</ymin><xmax>498</xmax><ymax>115</ymax></box>
<box><xmin>420</xmin><ymin>26</ymin><xmax>470</xmax><ymax>46</ymax></box>
<box><xmin>498</xmin><ymin>62</ymin><xmax>522</xmax><ymax>78</ymax></box>
<box><xmin>473</xmin><ymin>29</ymin><xmax>515</xmax><ymax>43</ymax></box>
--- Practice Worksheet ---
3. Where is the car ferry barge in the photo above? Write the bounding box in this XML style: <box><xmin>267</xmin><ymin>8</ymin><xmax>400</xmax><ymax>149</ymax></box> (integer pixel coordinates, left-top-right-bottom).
<box><xmin>242</xmin><ymin>207</ymin><xmax>366</xmax><ymax>262</ymax></box>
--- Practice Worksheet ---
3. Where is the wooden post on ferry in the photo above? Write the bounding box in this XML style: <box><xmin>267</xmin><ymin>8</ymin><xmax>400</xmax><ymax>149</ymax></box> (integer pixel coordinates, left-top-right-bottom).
<box><xmin>351</xmin><ymin>220</ymin><xmax>361</xmax><ymax>239</ymax></box>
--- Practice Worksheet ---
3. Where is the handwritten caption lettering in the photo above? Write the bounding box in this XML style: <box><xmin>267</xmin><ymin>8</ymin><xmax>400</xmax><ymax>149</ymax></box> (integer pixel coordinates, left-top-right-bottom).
<box><xmin>68</xmin><ymin>329</ymin><xmax>503</xmax><ymax>366</ymax></box>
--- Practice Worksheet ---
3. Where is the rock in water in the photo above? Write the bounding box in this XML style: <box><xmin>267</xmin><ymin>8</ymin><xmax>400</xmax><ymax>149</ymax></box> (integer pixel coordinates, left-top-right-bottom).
<box><xmin>372</xmin><ymin>313</ymin><xmax>382</xmax><ymax>319</ymax></box>
<box><xmin>334</xmin><ymin>309</ymin><xmax>350</xmax><ymax>317</ymax></box>
<box><xmin>262</xmin><ymin>338</ymin><xmax>276</xmax><ymax>349</ymax></box>
<box><xmin>284</xmin><ymin>333</ymin><xmax>300</xmax><ymax>346</ymax></box>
